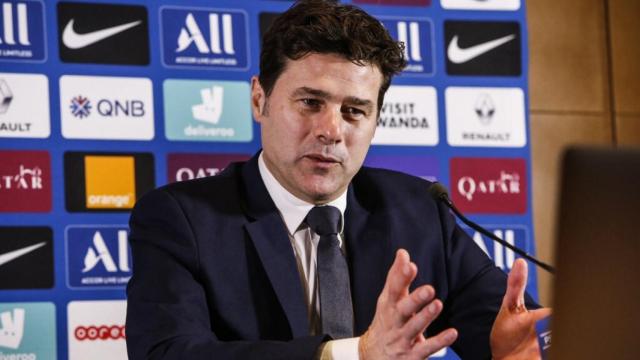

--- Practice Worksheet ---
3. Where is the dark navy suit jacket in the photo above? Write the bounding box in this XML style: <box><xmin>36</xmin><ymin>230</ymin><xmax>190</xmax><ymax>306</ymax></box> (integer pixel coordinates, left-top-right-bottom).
<box><xmin>126</xmin><ymin>153</ymin><xmax>522</xmax><ymax>359</ymax></box>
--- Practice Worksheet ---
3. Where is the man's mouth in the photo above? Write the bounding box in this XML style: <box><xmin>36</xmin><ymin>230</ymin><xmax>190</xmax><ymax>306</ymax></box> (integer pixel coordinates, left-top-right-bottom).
<box><xmin>304</xmin><ymin>154</ymin><xmax>342</xmax><ymax>167</ymax></box>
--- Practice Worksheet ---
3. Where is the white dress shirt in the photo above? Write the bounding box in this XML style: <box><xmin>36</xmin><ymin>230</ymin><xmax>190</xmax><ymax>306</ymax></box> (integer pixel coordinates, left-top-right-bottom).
<box><xmin>258</xmin><ymin>153</ymin><xmax>359</xmax><ymax>359</ymax></box>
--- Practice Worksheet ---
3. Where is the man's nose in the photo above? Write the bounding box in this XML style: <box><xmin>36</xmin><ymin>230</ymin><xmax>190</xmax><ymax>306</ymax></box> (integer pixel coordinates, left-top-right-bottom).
<box><xmin>313</xmin><ymin>107</ymin><xmax>343</xmax><ymax>144</ymax></box>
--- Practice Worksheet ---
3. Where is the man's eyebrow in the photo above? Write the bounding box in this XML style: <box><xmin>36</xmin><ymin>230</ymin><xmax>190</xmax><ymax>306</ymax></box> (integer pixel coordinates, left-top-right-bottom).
<box><xmin>292</xmin><ymin>87</ymin><xmax>374</xmax><ymax>110</ymax></box>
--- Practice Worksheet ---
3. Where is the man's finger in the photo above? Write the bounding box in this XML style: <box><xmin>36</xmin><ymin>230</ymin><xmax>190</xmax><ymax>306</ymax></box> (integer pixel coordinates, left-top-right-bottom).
<box><xmin>396</xmin><ymin>285</ymin><xmax>435</xmax><ymax>319</ymax></box>
<box><xmin>529</xmin><ymin>307</ymin><xmax>552</xmax><ymax>322</ymax></box>
<box><xmin>412</xmin><ymin>328</ymin><xmax>458</xmax><ymax>359</ymax></box>
<box><xmin>384</xmin><ymin>249</ymin><xmax>416</xmax><ymax>303</ymax></box>
<box><xmin>400</xmin><ymin>299</ymin><xmax>442</xmax><ymax>340</ymax></box>
<box><xmin>502</xmin><ymin>258</ymin><xmax>528</xmax><ymax>310</ymax></box>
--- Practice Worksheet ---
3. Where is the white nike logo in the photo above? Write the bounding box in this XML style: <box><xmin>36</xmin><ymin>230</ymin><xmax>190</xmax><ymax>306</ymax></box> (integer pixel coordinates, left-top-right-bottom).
<box><xmin>447</xmin><ymin>34</ymin><xmax>516</xmax><ymax>64</ymax></box>
<box><xmin>0</xmin><ymin>242</ymin><xmax>46</xmax><ymax>267</ymax></box>
<box><xmin>62</xmin><ymin>19</ymin><xmax>142</xmax><ymax>49</ymax></box>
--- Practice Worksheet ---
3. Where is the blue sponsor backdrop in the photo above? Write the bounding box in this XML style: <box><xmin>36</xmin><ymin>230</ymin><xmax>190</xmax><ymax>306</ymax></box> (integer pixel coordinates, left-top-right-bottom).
<box><xmin>0</xmin><ymin>1</ymin><xmax>533</xmax><ymax>359</ymax></box>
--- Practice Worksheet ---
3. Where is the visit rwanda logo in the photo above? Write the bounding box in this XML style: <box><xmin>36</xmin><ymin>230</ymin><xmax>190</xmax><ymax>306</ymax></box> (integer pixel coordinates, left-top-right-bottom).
<box><xmin>70</xmin><ymin>96</ymin><xmax>91</xmax><ymax>118</ymax></box>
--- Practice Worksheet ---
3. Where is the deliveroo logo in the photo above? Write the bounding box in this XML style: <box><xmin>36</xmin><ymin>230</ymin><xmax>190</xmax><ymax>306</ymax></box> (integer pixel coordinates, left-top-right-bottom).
<box><xmin>0</xmin><ymin>303</ymin><xmax>56</xmax><ymax>359</ymax></box>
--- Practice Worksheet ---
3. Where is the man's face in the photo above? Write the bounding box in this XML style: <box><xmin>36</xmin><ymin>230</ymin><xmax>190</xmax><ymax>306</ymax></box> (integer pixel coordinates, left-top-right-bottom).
<box><xmin>252</xmin><ymin>53</ymin><xmax>382</xmax><ymax>204</ymax></box>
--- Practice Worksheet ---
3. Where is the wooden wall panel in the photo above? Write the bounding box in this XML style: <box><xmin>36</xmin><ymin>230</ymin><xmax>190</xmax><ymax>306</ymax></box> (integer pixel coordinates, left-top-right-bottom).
<box><xmin>609</xmin><ymin>0</ymin><xmax>640</xmax><ymax>114</ymax></box>
<box><xmin>527</xmin><ymin>0</ymin><xmax>609</xmax><ymax>113</ymax></box>
<box><xmin>616</xmin><ymin>115</ymin><xmax>640</xmax><ymax>146</ymax></box>
<box><xmin>529</xmin><ymin>113</ymin><xmax>612</xmax><ymax>305</ymax></box>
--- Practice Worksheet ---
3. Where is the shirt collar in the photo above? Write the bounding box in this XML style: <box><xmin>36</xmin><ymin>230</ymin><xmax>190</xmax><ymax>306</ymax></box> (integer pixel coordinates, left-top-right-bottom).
<box><xmin>258</xmin><ymin>152</ymin><xmax>347</xmax><ymax>236</ymax></box>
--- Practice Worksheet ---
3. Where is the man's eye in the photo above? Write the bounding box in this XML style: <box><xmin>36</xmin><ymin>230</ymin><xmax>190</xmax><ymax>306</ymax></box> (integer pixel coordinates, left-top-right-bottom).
<box><xmin>301</xmin><ymin>98</ymin><xmax>321</xmax><ymax>107</ymax></box>
<box><xmin>343</xmin><ymin>107</ymin><xmax>365</xmax><ymax>117</ymax></box>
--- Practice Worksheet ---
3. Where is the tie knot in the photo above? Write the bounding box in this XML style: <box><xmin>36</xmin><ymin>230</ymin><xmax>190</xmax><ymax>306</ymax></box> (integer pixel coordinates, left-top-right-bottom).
<box><xmin>306</xmin><ymin>206</ymin><xmax>342</xmax><ymax>236</ymax></box>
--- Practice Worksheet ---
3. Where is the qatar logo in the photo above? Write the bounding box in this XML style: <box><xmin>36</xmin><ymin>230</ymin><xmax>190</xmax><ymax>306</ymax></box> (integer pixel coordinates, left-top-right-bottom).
<box><xmin>70</xmin><ymin>96</ymin><xmax>91</xmax><ymax>118</ymax></box>
<box><xmin>450</xmin><ymin>158</ymin><xmax>527</xmax><ymax>213</ymax></box>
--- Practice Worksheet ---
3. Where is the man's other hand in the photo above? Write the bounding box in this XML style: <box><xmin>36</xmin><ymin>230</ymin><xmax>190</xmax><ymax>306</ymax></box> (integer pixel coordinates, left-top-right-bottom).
<box><xmin>490</xmin><ymin>258</ymin><xmax>552</xmax><ymax>360</ymax></box>
<box><xmin>359</xmin><ymin>249</ymin><xmax>458</xmax><ymax>360</ymax></box>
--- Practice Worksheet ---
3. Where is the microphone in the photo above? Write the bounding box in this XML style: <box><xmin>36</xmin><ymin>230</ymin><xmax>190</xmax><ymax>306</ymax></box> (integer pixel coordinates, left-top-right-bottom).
<box><xmin>429</xmin><ymin>182</ymin><xmax>556</xmax><ymax>274</ymax></box>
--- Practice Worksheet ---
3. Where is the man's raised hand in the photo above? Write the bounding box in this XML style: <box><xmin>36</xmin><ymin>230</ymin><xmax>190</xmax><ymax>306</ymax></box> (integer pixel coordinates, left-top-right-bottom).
<box><xmin>359</xmin><ymin>249</ymin><xmax>458</xmax><ymax>360</ymax></box>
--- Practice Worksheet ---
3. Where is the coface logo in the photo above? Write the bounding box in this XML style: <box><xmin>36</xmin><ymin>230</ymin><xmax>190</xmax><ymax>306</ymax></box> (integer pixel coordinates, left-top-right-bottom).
<box><xmin>446</xmin><ymin>87</ymin><xmax>526</xmax><ymax>147</ymax></box>
<box><xmin>0</xmin><ymin>303</ymin><xmax>56</xmax><ymax>359</ymax></box>
<box><xmin>0</xmin><ymin>1</ymin><xmax>46</xmax><ymax>62</ymax></box>
<box><xmin>354</xmin><ymin>0</ymin><xmax>431</xmax><ymax>5</ymax></box>
<box><xmin>64</xmin><ymin>152</ymin><xmax>155</xmax><ymax>212</ymax></box>
<box><xmin>57</xmin><ymin>2</ymin><xmax>149</xmax><ymax>65</ymax></box>
<box><xmin>463</xmin><ymin>225</ymin><xmax>530</xmax><ymax>271</ymax></box>
<box><xmin>445</xmin><ymin>21</ymin><xmax>521</xmax><ymax>76</ymax></box>
<box><xmin>379</xmin><ymin>17</ymin><xmax>434</xmax><ymax>75</ymax></box>
<box><xmin>0</xmin><ymin>151</ymin><xmax>51</xmax><ymax>212</ymax></box>
<box><xmin>0</xmin><ymin>73</ymin><xmax>50</xmax><ymax>138</ymax></box>
<box><xmin>167</xmin><ymin>153</ymin><xmax>250</xmax><ymax>183</ymax></box>
<box><xmin>0</xmin><ymin>227</ymin><xmax>53</xmax><ymax>289</ymax></box>
<box><xmin>164</xmin><ymin>79</ymin><xmax>252</xmax><ymax>142</ymax></box>
<box><xmin>450</xmin><ymin>158</ymin><xmax>527</xmax><ymax>213</ymax></box>
<box><xmin>68</xmin><ymin>301</ymin><xmax>126</xmax><ymax>360</ymax></box>
<box><xmin>66</xmin><ymin>226</ymin><xmax>131</xmax><ymax>289</ymax></box>
<box><xmin>60</xmin><ymin>75</ymin><xmax>154</xmax><ymax>140</ymax></box>
<box><xmin>372</xmin><ymin>85</ymin><xmax>438</xmax><ymax>146</ymax></box>
<box><xmin>441</xmin><ymin>0</ymin><xmax>520</xmax><ymax>10</ymax></box>
<box><xmin>161</xmin><ymin>7</ymin><xmax>249</xmax><ymax>70</ymax></box>
<box><xmin>364</xmin><ymin>155</ymin><xmax>438</xmax><ymax>182</ymax></box>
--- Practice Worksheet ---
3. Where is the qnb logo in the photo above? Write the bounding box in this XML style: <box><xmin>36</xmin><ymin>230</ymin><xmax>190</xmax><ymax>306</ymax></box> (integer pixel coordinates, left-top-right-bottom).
<box><xmin>0</xmin><ymin>79</ymin><xmax>13</xmax><ymax>114</ymax></box>
<box><xmin>0</xmin><ymin>165</ymin><xmax>43</xmax><ymax>190</ymax></box>
<box><xmin>457</xmin><ymin>171</ymin><xmax>520</xmax><ymax>201</ymax></box>
<box><xmin>192</xmin><ymin>85</ymin><xmax>223</xmax><ymax>124</ymax></box>
<box><xmin>74</xmin><ymin>325</ymin><xmax>125</xmax><ymax>341</ymax></box>
<box><xmin>177</xmin><ymin>13</ymin><xmax>235</xmax><ymax>55</ymax></box>
<box><xmin>70</xmin><ymin>96</ymin><xmax>91</xmax><ymax>118</ymax></box>
<box><xmin>474</xmin><ymin>93</ymin><xmax>495</xmax><ymax>125</ymax></box>
<box><xmin>0</xmin><ymin>308</ymin><xmax>25</xmax><ymax>349</ymax></box>
<box><xmin>71</xmin><ymin>97</ymin><xmax>145</xmax><ymax>119</ymax></box>
<box><xmin>397</xmin><ymin>21</ymin><xmax>421</xmax><ymax>62</ymax></box>
<box><xmin>176</xmin><ymin>167</ymin><xmax>220</xmax><ymax>181</ymax></box>
<box><xmin>83</xmin><ymin>230</ymin><xmax>130</xmax><ymax>273</ymax></box>
<box><xmin>0</xmin><ymin>3</ymin><xmax>30</xmax><ymax>46</ymax></box>
<box><xmin>472</xmin><ymin>229</ymin><xmax>516</xmax><ymax>270</ymax></box>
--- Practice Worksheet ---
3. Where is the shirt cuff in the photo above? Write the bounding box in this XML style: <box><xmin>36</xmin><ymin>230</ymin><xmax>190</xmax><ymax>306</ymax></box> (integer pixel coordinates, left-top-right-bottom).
<box><xmin>319</xmin><ymin>337</ymin><xmax>360</xmax><ymax>360</ymax></box>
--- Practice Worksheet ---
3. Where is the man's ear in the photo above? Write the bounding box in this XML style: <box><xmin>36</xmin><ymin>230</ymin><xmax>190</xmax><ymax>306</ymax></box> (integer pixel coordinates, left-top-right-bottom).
<box><xmin>251</xmin><ymin>76</ymin><xmax>266</xmax><ymax>123</ymax></box>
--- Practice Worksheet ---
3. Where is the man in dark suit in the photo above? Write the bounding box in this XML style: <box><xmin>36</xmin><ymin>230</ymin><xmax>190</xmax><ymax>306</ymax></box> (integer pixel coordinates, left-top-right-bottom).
<box><xmin>126</xmin><ymin>1</ymin><xmax>549</xmax><ymax>359</ymax></box>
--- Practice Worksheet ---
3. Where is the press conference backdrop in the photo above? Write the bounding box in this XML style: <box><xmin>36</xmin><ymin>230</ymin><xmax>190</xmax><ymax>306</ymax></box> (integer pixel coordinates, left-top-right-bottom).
<box><xmin>0</xmin><ymin>0</ymin><xmax>533</xmax><ymax>359</ymax></box>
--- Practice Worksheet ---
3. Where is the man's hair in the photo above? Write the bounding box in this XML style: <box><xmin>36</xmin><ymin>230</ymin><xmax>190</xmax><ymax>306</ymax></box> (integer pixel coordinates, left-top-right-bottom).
<box><xmin>259</xmin><ymin>0</ymin><xmax>407</xmax><ymax>112</ymax></box>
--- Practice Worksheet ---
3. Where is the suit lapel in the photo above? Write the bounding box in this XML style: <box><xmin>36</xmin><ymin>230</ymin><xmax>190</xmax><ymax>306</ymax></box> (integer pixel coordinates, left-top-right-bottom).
<box><xmin>240</xmin><ymin>154</ymin><xmax>310</xmax><ymax>338</ymax></box>
<box><xmin>344</xmin><ymin>183</ymin><xmax>393</xmax><ymax>335</ymax></box>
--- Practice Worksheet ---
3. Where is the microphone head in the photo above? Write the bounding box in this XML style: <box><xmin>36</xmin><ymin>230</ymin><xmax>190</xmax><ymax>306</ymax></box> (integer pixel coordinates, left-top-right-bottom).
<box><xmin>428</xmin><ymin>182</ymin><xmax>451</xmax><ymax>202</ymax></box>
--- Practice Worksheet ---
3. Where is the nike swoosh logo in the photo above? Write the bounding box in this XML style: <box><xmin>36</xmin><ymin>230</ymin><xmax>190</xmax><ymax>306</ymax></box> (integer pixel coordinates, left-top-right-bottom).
<box><xmin>447</xmin><ymin>34</ymin><xmax>516</xmax><ymax>64</ymax></box>
<box><xmin>0</xmin><ymin>242</ymin><xmax>46</xmax><ymax>267</ymax></box>
<box><xmin>62</xmin><ymin>19</ymin><xmax>142</xmax><ymax>49</ymax></box>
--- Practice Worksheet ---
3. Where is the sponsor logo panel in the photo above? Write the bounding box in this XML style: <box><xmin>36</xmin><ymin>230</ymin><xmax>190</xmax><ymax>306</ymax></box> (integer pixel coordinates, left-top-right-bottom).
<box><xmin>379</xmin><ymin>17</ymin><xmax>434</xmax><ymax>75</ymax></box>
<box><xmin>164</xmin><ymin>79</ymin><xmax>252</xmax><ymax>142</ymax></box>
<box><xmin>0</xmin><ymin>227</ymin><xmax>53</xmax><ymax>289</ymax></box>
<box><xmin>0</xmin><ymin>150</ymin><xmax>51</xmax><ymax>212</ymax></box>
<box><xmin>0</xmin><ymin>302</ymin><xmax>56</xmax><ymax>359</ymax></box>
<box><xmin>354</xmin><ymin>0</ymin><xmax>431</xmax><ymax>5</ymax></box>
<box><xmin>450</xmin><ymin>158</ymin><xmax>527</xmax><ymax>214</ymax></box>
<box><xmin>161</xmin><ymin>7</ymin><xmax>249</xmax><ymax>70</ymax></box>
<box><xmin>364</xmin><ymin>155</ymin><xmax>438</xmax><ymax>182</ymax></box>
<box><xmin>0</xmin><ymin>0</ymin><xmax>46</xmax><ymax>62</ymax></box>
<box><xmin>59</xmin><ymin>75</ymin><xmax>154</xmax><ymax>140</ymax></box>
<box><xmin>441</xmin><ymin>0</ymin><xmax>520</xmax><ymax>10</ymax></box>
<box><xmin>167</xmin><ymin>153</ymin><xmax>251</xmax><ymax>183</ymax></box>
<box><xmin>66</xmin><ymin>225</ymin><xmax>131</xmax><ymax>289</ymax></box>
<box><xmin>64</xmin><ymin>152</ymin><xmax>155</xmax><ymax>212</ymax></box>
<box><xmin>57</xmin><ymin>2</ymin><xmax>149</xmax><ymax>65</ymax></box>
<box><xmin>372</xmin><ymin>85</ymin><xmax>438</xmax><ymax>146</ymax></box>
<box><xmin>462</xmin><ymin>225</ymin><xmax>530</xmax><ymax>271</ymax></box>
<box><xmin>445</xmin><ymin>20</ymin><xmax>521</xmax><ymax>76</ymax></box>
<box><xmin>446</xmin><ymin>87</ymin><xmax>526</xmax><ymax>147</ymax></box>
<box><xmin>0</xmin><ymin>73</ymin><xmax>50</xmax><ymax>138</ymax></box>
<box><xmin>67</xmin><ymin>300</ymin><xmax>126</xmax><ymax>360</ymax></box>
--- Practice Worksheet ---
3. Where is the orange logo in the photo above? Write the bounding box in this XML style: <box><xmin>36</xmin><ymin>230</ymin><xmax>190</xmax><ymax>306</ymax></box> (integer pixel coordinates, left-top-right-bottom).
<box><xmin>84</xmin><ymin>156</ymin><xmax>136</xmax><ymax>209</ymax></box>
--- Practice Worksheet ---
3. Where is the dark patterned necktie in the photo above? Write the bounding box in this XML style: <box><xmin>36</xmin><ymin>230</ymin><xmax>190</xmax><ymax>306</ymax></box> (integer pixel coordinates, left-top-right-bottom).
<box><xmin>305</xmin><ymin>205</ymin><xmax>354</xmax><ymax>339</ymax></box>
